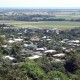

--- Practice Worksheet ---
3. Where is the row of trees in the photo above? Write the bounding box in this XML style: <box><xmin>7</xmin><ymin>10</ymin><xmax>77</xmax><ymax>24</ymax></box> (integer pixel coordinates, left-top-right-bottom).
<box><xmin>0</xmin><ymin>14</ymin><xmax>67</xmax><ymax>21</ymax></box>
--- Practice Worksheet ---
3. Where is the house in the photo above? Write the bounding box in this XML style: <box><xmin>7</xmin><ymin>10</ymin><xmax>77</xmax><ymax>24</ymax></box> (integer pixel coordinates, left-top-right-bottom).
<box><xmin>21</xmin><ymin>49</ymin><xmax>28</xmax><ymax>54</ymax></box>
<box><xmin>44</xmin><ymin>50</ymin><xmax>57</xmax><ymax>56</ymax></box>
<box><xmin>68</xmin><ymin>40</ymin><xmax>80</xmax><ymax>43</ymax></box>
<box><xmin>53</xmin><ymin>58</ymin><xmax>65</xmax><ymax>62</ymax></box>
<box><xmin>64</xmin><ymin>48</ymin><xmax>74</xmax><ymax>53</ymax></box>
<box><xmin>14</xmin><ymin>38</ymin><xmax>23</xmax><ymax>42</ymax></box>
<box><xmin>46</xmin><ymin>39</ymin><xmax>52</xmax><ymax>41</ymax></box>
<box><xmin>18</xmin><ymin>33</ymin><xmax>22</xmax><ymax>35</ymax></box>
<box><xmin>8</xmin><ymin>38</ymin><xmax>23</xmax><ymax>43</ymax></box>
<box><xmin>2</xmin><ymin>45</ymin><xmax>8</xmax><ymax>48</ymax></box>
<box><xmin>36</xmin><ymin>47</ymin><xmax>47</xmax><ymax>51</ymax></box>
<box><xmin>23</xmin><ymin>44</ymin><xmax>29</xmax><ymax>47</ymax></box>
<box><xmin>42</xmin><ymin>36</ymin><xmax>47</xmax><ymax>39</ymax></box>
<box><xmin>33</xmin><ymin>51</ymin><xmax>43</xmax><ymax>56</ymax></box>
<box><xmin>53</xmin><ymin>53</ymin><xmax>65</xmax><ymax>58</ymax></box>
<box><xmin>8</xmin><ymin>40</ymin><xmax>15</xmax><ymax>43</ymax></box>
<box><xmin>24</xmin><ymin>43</ymin><xmax>37</xmax><ymax>50</ymax></box>
<box><xmin>61</xmin><ymin>47</ymin><xmax>66</xmax><ymax>50</ymax></box>
<box><xmin>3</xmin><ymin>56</ymin><xmax>15</xmax><ymax>60</ymax></box>
<box><xmin>27</xmin><ymin>44</ymin><xmax>37</xmax><ymax>50</ymax></box>
<box><xmin>28</xmin><ymin>55</ymin><xmax>41</xmax><ymax>59</ymax></box>
<box><xmin>44</xmin><ymin>50</ymin><xmax>56</xmax><ymax>53</ymax></box>
<box><xmin>30</xmin><ymin>36</ymin><xmax>40</xmax><ymax>42</ymax></box>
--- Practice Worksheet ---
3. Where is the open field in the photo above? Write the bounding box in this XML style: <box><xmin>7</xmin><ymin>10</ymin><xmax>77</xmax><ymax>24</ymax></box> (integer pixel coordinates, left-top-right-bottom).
<box><xmin>0</xmin><ymin>20</ymin><xmax>80</xmax><ymax>29</ymax></box>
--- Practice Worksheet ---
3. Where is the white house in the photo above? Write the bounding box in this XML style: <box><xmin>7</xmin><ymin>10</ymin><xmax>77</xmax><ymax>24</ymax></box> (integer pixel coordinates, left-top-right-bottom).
<box><xmin>8</xmin><ymin>40</ymin><xmax>15</xmax><ymax>43</ymax></box>
<box><xmin>53</xmin><ymin>53</ymin><xmax>65</xmax><ymax>58</ymax></box>
<box><xmin>36</xmin><ymin>47</ymin><xmax>47</xmax><ymax>51</ymax></box>
<box><xmin>14</xmin><ymin>38</ymin><xmax>23</xmax><ymax>42</ymax></box>
<box><xmin>28</xmin><ymin>55</ymin><xmax>41</xmax><ymax>59</ymax></box>
<box><xmin>3</xmin><ymin>56</ymin><xmax>15</xmax><ymax>60</ymax></box>
<box><xmin>44</xmin><ymin>50</ymin><xmax>56</xmax><ymax>53</ymax></box>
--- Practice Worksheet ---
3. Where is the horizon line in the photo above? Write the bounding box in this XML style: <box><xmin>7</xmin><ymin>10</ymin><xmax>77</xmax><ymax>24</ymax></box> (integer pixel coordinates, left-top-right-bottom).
<box><xmin>0</xmin><ymin>7</ymin><xmax>80</xmax><ymax>9</ymax></box>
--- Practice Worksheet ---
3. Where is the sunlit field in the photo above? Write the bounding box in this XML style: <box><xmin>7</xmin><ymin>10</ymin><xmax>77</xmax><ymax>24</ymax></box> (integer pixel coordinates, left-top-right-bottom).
<box><xmin>0</xmin><ymin>20</ymin><xmax>80</xmax><ymax>29</ymax></box>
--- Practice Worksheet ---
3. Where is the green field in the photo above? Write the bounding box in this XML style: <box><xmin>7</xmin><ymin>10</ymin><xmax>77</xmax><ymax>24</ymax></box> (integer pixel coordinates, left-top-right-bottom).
<box><xmin>0</xmin><ymin>20</ymin><xmax>80</xmax><ymax>29</ymax></box>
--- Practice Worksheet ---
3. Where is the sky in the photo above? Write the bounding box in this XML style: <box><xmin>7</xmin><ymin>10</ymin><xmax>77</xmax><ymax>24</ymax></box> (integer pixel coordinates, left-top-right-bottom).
<box><xmin>0</xmin><ymin>0</ymin><xmax>80</xmax><ymax>8</ymax></box>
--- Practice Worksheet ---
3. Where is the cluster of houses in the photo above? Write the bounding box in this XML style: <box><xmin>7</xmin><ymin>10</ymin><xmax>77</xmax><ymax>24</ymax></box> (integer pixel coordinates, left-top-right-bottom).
<box><xmin>1</xmin><ymin>27</ymin><xmax>80</xmax><ymax>63</ymax></box>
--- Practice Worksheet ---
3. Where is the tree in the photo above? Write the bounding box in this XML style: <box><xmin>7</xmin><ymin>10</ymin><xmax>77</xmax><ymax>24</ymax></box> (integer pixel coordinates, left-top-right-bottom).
<box><xmin>35</xmin><ymin>56</ymin><xmax>53</xmax><ymax>73</ymax></box>
<box><xmin>47</xmin><ymin>71</ymin><xmax>71</xmax><ymax>80</ymax></box>
<box><xmin>64</xmin><ymin>54</ymin><xmax>80</xmax><ymax>73</ymax></box>
<box><xmin>20</xmin><ymin>59</ymin><xmax>47</xmax><ymax>80</ymax></box>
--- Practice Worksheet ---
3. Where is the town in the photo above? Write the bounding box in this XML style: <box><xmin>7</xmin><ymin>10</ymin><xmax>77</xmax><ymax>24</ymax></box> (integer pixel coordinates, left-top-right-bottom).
<box><xmin>0</xmin><ymin>25</ymin><xmax>79</xmax><ymax>61</ymax></box>
<box><xmin>0</xmin><ymin>24</ymin><xmax>80</xmax><ymax>80</ymax></box>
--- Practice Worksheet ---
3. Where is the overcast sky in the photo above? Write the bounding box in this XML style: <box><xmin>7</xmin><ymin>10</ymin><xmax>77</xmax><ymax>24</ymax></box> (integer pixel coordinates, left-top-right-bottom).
<box><xmin>0</xmin><ymin>0</ymin><xmax>80</xmax><ymax>8</ymax></box>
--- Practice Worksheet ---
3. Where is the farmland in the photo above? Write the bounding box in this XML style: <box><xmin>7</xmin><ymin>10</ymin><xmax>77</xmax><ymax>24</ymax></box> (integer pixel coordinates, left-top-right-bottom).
<box><xmin>0</xmin><ymin>9</ymin><xmax>80</xmax><ymax>29</ymax></box>
<box><xmin>0</xmin><ymin>20</ymin><xmax>80</xmax><ymax>29</ymax></box>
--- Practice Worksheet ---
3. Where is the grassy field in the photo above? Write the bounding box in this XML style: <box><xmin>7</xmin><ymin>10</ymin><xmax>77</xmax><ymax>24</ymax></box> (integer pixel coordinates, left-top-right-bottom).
<box><xmin>0</xmin><ymin>20</ymin><xmax>80</xmax><ymax>29</ymax></box>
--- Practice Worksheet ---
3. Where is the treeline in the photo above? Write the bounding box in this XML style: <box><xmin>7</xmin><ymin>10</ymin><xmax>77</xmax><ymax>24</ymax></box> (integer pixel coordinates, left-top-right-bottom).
<box><xmin>0</xmin><ymin>13</ymin><xmax>80</xmax><ymax>21</ymax></box>
<box><xmin>0</xmin><ymin>14</ymin><xmax>66</xmax><ymax>21</ymax></box>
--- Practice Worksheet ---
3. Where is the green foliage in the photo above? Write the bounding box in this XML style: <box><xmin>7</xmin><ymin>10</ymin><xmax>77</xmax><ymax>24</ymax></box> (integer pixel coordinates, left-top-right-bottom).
<box><xmin>11</xmin><ymin>44</ymin><xmax>22</xmax><ymax>57</ymax></box>
<box><xmin>47</xmin><ymin>71</ymin><xmax>71</xmax><ymax>80</ymax></box>
<box><xmin>0</xmin><ymin>36</ymin><xmax>5</xmax><ymax>45</ymax></box>
<box><xmin>35</xmin><ymin>56</ymin><xmax>53</xmax><ymax>73</ymax></box>
<box><xmin>20</xmin><ymin>59</ymin><xmax>47</xmax><ymax>80</ymax></box>
<box><xmin>70</xmin><ymin>74</ymin><xmax>79</xmax><ymax>80</ymax></box>
<box><xmin>65</xmin><ymin>54</ymin><xmax>80</xmax><ymax>73</ymax></box>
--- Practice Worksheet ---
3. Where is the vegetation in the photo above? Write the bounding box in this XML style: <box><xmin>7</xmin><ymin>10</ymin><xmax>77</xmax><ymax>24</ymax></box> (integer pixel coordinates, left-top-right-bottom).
<box><xmin>1</xmin><ymin>20</ymin><xmax>80</xmax><ymax>29</ymax></box>
<box><xmin>0</xmin><ymin>9</ymin><xmax>80</xmax><ymax>80</ymax></box>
